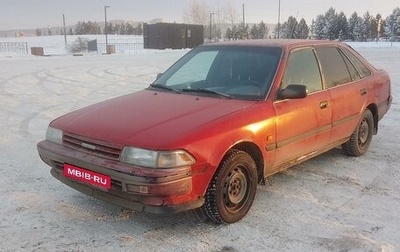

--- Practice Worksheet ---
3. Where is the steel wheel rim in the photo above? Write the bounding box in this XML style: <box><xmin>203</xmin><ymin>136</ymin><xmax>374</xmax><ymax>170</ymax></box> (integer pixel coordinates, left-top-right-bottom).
<box><xmin>358</xmin><ymin>118</ymin><xmax>370</xmax><ymax>146</ymax></box>
<box><xmin>223</xmin><ymin>166</ymin><xmax>248</xmax><ymax>212</ymax></box>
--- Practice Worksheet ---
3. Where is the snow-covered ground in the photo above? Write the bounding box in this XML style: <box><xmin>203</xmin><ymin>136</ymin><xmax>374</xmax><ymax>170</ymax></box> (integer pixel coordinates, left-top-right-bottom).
<box><xmin>0</xmin><ymin>41</ymin><xmax>399</xmax><ymax>252</ymax></box>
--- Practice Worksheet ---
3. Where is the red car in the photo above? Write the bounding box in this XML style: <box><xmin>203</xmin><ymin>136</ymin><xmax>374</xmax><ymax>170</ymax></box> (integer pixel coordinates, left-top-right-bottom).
<box><xmin>37</xmin><ymin>40</ymin><xmax>392</xmax><ymax>224</ymax></box>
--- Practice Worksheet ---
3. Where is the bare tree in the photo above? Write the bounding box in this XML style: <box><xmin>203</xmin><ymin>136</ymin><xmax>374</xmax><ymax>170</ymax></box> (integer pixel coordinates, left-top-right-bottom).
<box><xmin>223</xmin><ymin>0</ymin><xmax>240</xmax><ymax>27</ymax></box>
<box><xmin>184</xmin><ymin>0</ymin><xmax>209</xmax><ymax>25</ymax></box>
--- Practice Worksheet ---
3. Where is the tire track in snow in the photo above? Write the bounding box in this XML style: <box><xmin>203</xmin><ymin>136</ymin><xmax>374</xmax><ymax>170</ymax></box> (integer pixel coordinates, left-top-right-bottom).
<box><xmin>17</xmin><ymin>104</ymin><xmax>60</xmax><ymax>137</ymax></box>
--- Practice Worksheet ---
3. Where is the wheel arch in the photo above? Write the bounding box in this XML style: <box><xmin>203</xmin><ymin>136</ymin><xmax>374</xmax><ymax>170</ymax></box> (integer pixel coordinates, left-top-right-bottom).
<box><xmin>366</xmin><ymin>103</ymin><xmax>378</xmax><ymax>134</ymax></box>
<box><xmin>229</xmin><ymin>141</ymin><xmax>265</xmax><ymax>183</ymax></box>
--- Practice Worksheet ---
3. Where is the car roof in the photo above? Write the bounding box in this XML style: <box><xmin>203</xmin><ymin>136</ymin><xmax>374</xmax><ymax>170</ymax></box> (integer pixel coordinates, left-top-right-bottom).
<box><xmin>200</xmin><ymin>39</ymin><xmax>349</xmax><ymax>50</ymax></box>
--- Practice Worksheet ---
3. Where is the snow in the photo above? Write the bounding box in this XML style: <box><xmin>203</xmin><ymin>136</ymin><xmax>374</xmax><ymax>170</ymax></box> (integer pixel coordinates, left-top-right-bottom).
<box><xmin>347</xmin><ymin>41</ymin><xmax>400</xmax><ymax>48</ymax></box>
<box><xmin>0</xmin><ymin>37</ymin><xmax>399</xmax><ymax>251</ymax></box>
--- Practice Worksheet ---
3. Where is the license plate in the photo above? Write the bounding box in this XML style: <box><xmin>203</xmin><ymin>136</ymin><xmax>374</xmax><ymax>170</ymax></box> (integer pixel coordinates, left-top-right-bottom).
<box><xmin>63</xmin><ymin>163</ymin><xmax>111</xmax><ymax>190</ymax></box>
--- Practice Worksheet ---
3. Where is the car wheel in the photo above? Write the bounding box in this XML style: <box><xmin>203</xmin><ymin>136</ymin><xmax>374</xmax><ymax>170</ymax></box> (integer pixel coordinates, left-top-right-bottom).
<box><xmin>342</xmin><ymin>109</ymin><xmax>374</xmax><ymax>157</ymax></box>
<box><xmin>202</xmin><ymin>149</ymin><xmax>258</xmax><ymax>224</ymax></box>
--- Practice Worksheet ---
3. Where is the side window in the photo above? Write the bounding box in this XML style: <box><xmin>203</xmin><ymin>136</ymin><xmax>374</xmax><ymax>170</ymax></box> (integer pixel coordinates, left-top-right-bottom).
<box><xmin>281</xmin><ymin>48</ymin><xmax>323</xmax><ymax>93</ymax></box>
<box><xmin>341</xmin><ymin>47</ymin><xmax>372</xmax><ymax>78</ymax></box>
<box><xmin>339</xmin><ymin>49</ymin><xmax>361</xmax><ymax>81</ymax></box>
<box><xmin>315</xmin><ymin>47</ymin><xmax>352</xmax><ymax>87</ymax></box>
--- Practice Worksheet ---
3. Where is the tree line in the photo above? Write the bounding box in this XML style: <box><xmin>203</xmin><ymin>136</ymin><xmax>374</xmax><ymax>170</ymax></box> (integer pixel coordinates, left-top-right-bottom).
<box><xmin>312</xmin><ymin>7</ymin><xmax>400</xmax><ymax>41</ymax></box>
<box><xmin>35</xmin><ymin>21</ymin><xmax>143</xmax><ymax>36</ymax></box>
<box><xmin>34</xmin><ymin>2</ymin><xmax>400</xmax><ymax>42</ymax></box>
<box><xmin>185</xmin><ymin>0</ymin><xmax>400</xmax><ymax>42</ymax></box>
<box><xmin>225</xmin><ymin>21</ymin><xmax>269</xmax><ymax>40</ymax></box>
<box><xmin>223</xmin><ymin>6</ymin><xmax>400</xmax><ymax>41</ymax></box>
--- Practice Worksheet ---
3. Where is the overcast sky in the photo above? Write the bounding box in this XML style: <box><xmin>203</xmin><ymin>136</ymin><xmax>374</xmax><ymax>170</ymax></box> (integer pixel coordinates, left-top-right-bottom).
<box><xmin>0</xmin><ymin>0</ymin><xmax>399</xmax><ymax>30</ymax></box>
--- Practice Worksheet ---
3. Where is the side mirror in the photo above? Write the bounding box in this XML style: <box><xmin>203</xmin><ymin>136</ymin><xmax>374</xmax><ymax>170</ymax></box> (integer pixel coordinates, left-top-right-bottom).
<box><xmin>278</xmin><ymin>84</ymin><xmax>308</xmax><ymax>100</ymax></box>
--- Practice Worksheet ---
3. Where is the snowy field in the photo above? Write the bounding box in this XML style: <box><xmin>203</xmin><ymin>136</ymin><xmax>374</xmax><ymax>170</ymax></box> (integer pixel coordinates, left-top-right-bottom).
<box><xmin>0</xmin><ymin>41</ymin><xmax>399</xmax><ymax>251</ymax></box>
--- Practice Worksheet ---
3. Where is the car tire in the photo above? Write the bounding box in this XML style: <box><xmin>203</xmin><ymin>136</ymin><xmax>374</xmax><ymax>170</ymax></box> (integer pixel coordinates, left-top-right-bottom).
<box><xmin>202</xmin><ymin>149</ymin><xmax>258</xmax><ymax>224</ymax></box>
<box><xmin>342</xmin><ymin>109</ymin><xmax>374</xmax><ymax>157</ymax></box>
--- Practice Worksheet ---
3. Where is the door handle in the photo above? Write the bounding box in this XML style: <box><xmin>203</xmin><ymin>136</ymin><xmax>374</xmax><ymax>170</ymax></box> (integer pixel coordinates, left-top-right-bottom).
<box><xmin>360</xmin><ymin>88</ymin><xmax>367</xmax><ymax>96</ymax></box>
<box><xmin>320</xmin><ymin>101</ymin><xmax>328</xmax><ymax>109</ymax></box>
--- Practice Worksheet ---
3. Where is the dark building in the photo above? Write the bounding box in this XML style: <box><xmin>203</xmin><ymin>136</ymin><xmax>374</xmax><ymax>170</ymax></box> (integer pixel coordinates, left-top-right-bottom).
<box><xmin>143</xmin><ymin>23</ymin><xmax>204</xmax><ymax>50</ymax></box>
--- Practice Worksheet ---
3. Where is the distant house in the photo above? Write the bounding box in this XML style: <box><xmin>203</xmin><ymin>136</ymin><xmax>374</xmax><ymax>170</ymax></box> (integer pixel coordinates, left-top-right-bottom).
<box><xmin>143</xmin><ymin>23</ymin><xmax>203</xmax><ymax>50</ymax></box>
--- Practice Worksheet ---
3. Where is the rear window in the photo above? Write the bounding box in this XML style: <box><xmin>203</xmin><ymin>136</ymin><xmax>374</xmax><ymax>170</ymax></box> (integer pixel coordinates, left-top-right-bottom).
<box><xmin>315</xmin><ymin>47</ymin><xmax>352</xmax><ymax>88</ymax></box>
<box><xmin>339</xmin><ymin>49</ymin><xmax>361</xmax><ymax>81</ymax></box>
<box><xmin>340</xmin><ymin>47</ymin><xmax>372</xmax><ymax>78</ymax></box>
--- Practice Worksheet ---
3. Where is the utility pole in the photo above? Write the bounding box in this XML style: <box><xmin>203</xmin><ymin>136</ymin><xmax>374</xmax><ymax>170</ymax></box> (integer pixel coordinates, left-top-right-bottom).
<box><xmin>104</xmin><ymin>6</ymin><xmax>110</xmax><ymax>48</ymax></box>
<box><xmin>242</xmin><ymin>3</ymin><xmax>245</xmax><ymax>24</ymax></box>
<box><xmin>62</xmin><ymin>14</ymin><xmax>67</xmax><ymax>50</ymax></box>
<box><xmin>242</xmin><ymin>3</ymin><xmax>245</xmax><ymax>39</ymax></box>
<box><xmin>277</xmin><ymin>0</ymin><xmax>281</xmax><ymax>39</ymax></box>
<box><xmin>210</xmin><ymin>12</ymin><xmax>214</xmax><ymax>42</ymax></box>
<box><xmin>377</xmin><ymin>17</ymin><xmax>381</xmax><ymax>43</ymax></box>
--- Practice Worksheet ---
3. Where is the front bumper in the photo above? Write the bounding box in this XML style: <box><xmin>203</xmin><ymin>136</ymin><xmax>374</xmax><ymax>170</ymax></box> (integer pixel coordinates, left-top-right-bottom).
<box><xmin>37</xmin><ymin>140</ymin><xmax>204</xmax><ymax>214</ymax></box>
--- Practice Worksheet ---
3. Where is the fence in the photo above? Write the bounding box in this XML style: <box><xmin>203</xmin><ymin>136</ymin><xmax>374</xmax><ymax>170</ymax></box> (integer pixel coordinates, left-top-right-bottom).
<box><xmin>97</xmin><ymin>43</ymin><xmax>144</xmax><ymax>54</ymax></box>
<box><xmin>0</xmin><ymin>41</ymin><xmax>144</xmax><ymax>55</ymax></box>
<box><xmin>0</xmin><ymin>42</ymin><xmax>28</xmax><ymax>54</ymax></box>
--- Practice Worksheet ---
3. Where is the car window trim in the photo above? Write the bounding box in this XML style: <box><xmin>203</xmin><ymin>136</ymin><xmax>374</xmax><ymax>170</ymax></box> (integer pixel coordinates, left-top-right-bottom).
<box><xmin>275</xmin><ymin>46</ymin><xmax>324</xmax><ymax>101</ymax></box>
<box><xmin>339</xmin><ymin>45</ymin><xmax>373</xmax><ymax>78</ymax></box>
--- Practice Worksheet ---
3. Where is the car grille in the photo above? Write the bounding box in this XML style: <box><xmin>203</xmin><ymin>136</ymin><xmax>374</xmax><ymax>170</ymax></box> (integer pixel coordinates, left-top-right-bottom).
<box><xmin>63</xmin><ymin>132</ymin><xmax>122</xmax><ymax>161</ymax></box>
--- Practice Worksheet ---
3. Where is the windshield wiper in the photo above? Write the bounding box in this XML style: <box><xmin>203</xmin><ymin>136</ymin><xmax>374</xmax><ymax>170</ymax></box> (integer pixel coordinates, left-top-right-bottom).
<box><xmin>149</xmin><ymin>83</ymin><xmax>181</xmax><ymax>94</ymax></box>
<box><xmin>182</xmin><ymin>88</ymin><xmax>233</xmax><ymax>99</ymax></box>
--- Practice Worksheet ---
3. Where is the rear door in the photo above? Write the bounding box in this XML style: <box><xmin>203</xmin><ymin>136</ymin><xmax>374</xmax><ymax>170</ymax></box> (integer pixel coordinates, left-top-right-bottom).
<box><xmin>314</xmin><ymin>46</ymin><xmax>369</xmax><ymax>143</ymax></box>
<box><xmin>273</xmin><ymin>47</ymin><xmax>332</xmax><ymax>169</ymax></box>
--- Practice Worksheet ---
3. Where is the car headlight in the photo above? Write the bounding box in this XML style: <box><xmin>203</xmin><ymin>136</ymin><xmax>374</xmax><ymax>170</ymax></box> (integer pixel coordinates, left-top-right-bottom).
<box><xmin>45</xmin><ymin>126</ymin><xmax>63</xmax><ymax>144</ymax></box>
<box><xmin>120</xmin><ymin>147</ymin><xmax>195</xmax><ymax>168</ymax></box>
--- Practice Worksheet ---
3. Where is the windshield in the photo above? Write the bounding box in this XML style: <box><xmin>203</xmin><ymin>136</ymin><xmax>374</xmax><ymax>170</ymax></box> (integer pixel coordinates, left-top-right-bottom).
<box><xmin>152</xmin><ymin>46</ymin><xmax>282</xmax><ymax>100</ymax></box>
